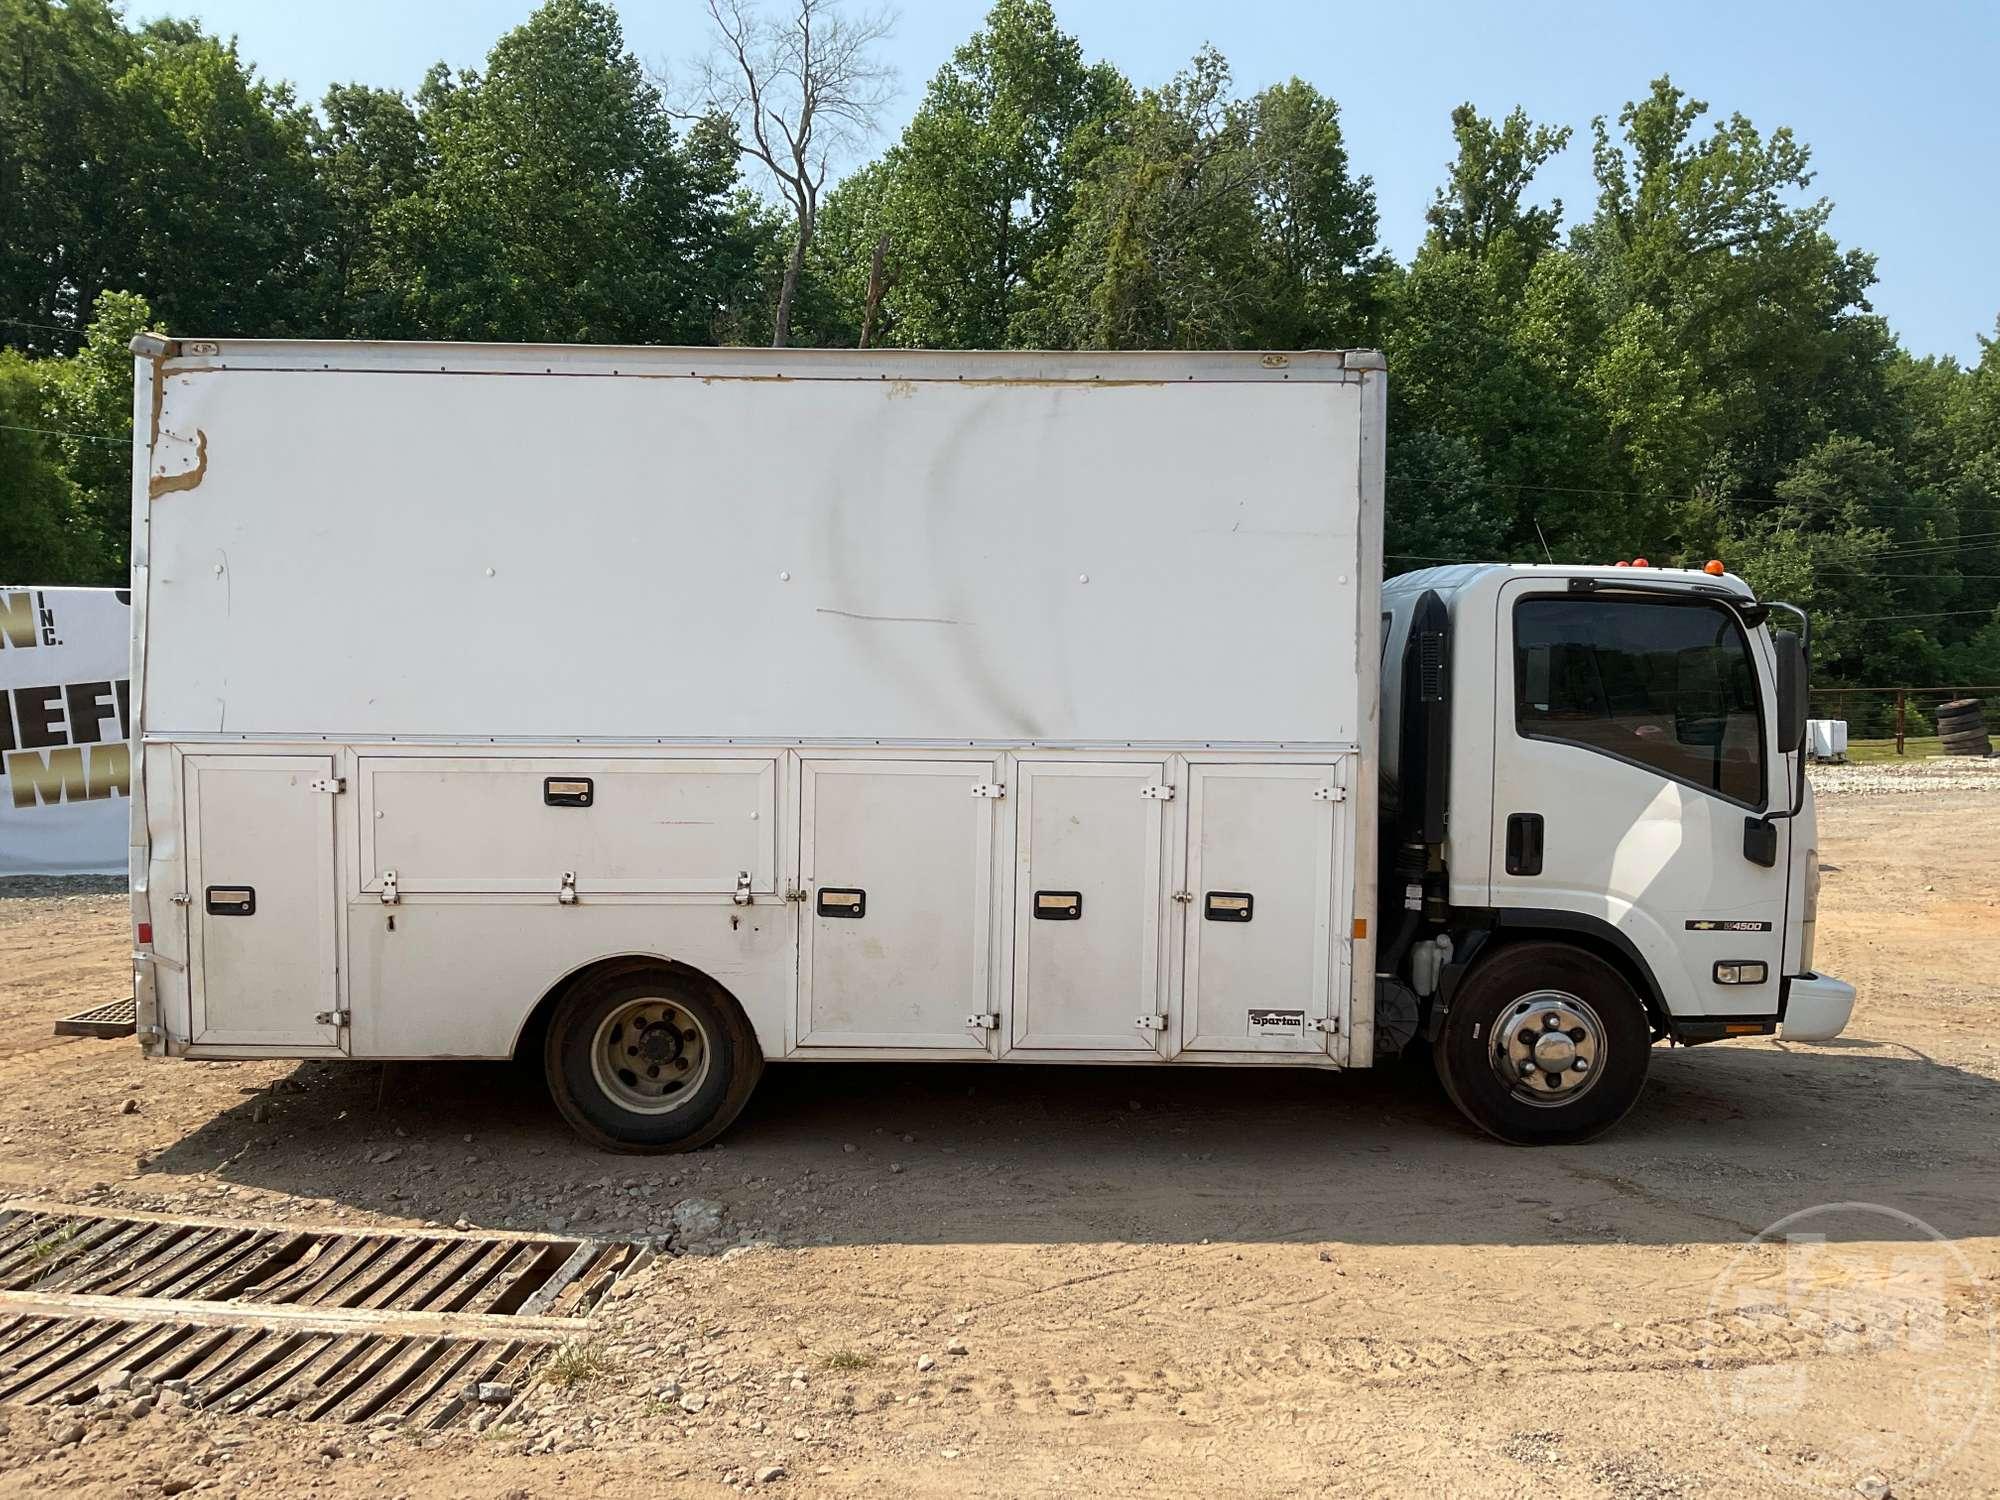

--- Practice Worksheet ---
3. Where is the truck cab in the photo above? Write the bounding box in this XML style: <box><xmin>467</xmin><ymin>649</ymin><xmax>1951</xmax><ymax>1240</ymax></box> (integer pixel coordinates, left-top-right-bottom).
<box><xmin>1376</xmin><ymin>562</ymin><xmax>1855</xmax><ymax>1143</ymax></box>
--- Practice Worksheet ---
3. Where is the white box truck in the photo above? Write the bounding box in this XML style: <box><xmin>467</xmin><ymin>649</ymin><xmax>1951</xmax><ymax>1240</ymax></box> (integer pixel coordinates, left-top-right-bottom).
<box><xmin>119</xmin><ymin>336</ymin><xmax>1854</xmax><ymax>1150</ymax></box>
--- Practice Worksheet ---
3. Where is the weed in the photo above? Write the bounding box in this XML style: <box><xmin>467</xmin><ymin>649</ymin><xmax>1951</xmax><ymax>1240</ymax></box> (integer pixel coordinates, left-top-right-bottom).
<box><xmin>542</xmin><ymin>1340</ymin><xmax>614</xmax><ymax>1388</ymax></box>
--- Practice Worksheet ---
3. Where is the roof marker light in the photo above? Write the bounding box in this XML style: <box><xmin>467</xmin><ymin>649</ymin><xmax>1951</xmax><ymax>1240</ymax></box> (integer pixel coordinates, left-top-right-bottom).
<box><xmin>1704</xmin><ymin>559</ymin><xmax>1727</xmax><ymax>576</ymax></box>
<box><xmin>1632</xmin><ymin>557</ymin><xmax>1650</xmax><ymax>568</ymax></box>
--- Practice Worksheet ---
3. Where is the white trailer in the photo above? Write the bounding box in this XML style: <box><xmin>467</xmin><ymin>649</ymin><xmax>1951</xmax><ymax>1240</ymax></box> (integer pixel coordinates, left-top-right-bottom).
<box><xmin>121</xmin><ymin>336</ymin><xmax>1852</xmax><ymax>1150</ymax></box>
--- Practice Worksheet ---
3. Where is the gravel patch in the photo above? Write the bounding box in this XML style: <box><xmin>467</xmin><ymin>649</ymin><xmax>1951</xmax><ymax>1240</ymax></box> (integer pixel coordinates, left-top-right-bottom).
<box><xmin>1809</xmin><ymin>756</ymin><xmax>2000</xmax><ymax>796</ymax></box>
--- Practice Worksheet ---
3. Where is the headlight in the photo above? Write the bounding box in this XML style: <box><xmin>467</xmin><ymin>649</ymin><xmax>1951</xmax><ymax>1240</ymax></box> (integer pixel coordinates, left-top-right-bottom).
<box><xmin>1800</xmin><ymin>848</ymin><xmax>1820</xmax><ymax>971</ymax></box>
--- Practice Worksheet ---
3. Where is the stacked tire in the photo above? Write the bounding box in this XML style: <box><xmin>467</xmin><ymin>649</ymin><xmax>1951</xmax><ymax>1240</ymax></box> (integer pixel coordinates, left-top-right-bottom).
<box><xmin>1936</xmin><ymin>698</ymin><xmax>1992</xmax><ymax>757</ymax></box>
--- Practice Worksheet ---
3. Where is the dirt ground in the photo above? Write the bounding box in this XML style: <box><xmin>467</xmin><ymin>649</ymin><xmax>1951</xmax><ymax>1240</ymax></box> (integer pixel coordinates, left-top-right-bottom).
<box><xmin>1</xmin><ymin>775</ymin><xmax>1997</xmax><ymax>1498</ymax></box>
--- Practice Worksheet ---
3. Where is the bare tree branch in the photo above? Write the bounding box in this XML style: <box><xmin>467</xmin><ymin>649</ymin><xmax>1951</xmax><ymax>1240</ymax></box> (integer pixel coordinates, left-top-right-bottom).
<box><xmin>671</xmin><ymin>0</ymin><xmax>897</xmax><ymax>346</ymax></box>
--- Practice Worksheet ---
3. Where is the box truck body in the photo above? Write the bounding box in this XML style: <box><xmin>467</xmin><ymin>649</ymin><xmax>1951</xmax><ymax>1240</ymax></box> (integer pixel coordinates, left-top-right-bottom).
<box><xmin>122</xmin><ymin>338</ymin><xmax>1851</xmax><ymax>1149</ymax></box>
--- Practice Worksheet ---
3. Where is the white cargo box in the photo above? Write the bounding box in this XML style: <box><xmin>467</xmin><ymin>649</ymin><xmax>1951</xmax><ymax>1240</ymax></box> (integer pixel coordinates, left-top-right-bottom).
<box><xmin>129</xmin><ymin>342</ymin><xmax>1385</xmax><ymax>1071</ymax></box>
<box><xmin>1806</xmin><ymin>719</ymin><xmax>1848</xmax><ymax>761</ymax></box>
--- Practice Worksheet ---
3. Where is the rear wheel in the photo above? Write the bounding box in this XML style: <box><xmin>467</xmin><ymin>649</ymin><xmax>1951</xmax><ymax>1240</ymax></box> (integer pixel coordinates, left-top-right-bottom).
<box><xmin>1433</xmin><ymin>942</ymin><xmax>1652</xmax><ymax>1145</ymax></box>
<box><xmin>544</xmin><ymin>965</ymin><xmax>762</xmax><ymax>1152</ymax></box>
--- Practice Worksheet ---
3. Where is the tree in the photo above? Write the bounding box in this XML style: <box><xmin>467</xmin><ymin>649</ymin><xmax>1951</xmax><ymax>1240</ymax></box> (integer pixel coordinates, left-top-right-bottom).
<box><xmin>0</xmin><ymin>353</ymin><xmax>88</xmax><ymax>582</ymax></box>
<box><xmin>0</xmin><ymin>0</ymin><xmax>138</xmax><ymax>351</ymax></box>
<box><xmin>380</xmin><ymin>0</ymin><xmax>760</xmax><ymax>344</ymax></box>
<box><xmin>1045</xmin><ymin>50</ymin><xmax>1386</xmax><ymax>351</ymax></box>
<box><xmin>38</xmin><ymin>290</ymin><xmax>150</xmax><ymax>576</ymax></box>
<box><xmin>684</xmin><ymin>0</ymin><xmax>896</xmax><ymax>347</ymax></box>
<box><xmin>312</xmin><ymin>84</ymin><xmax>429</xmax><ymax>337</ymax></box>
<box><xmin>862</xmin><ymin>0</ymin><xmax>1126</xmax><ymax>348</ymax></box>
<box><xmin>1423</xmin><ymin>104</ymin><xmax>1571</xmax><ymax>295</ymax></box>
<box><xmin>115</xmin><ymin>21</ymin><xmax>329</xmax><ymax>337</ymax></box>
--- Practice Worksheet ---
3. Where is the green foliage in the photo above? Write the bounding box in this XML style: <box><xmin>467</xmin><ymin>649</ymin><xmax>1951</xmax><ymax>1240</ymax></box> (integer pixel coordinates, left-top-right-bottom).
<box><xmin>857</xmin><ymin>0</ymin><xmax>1128</xmax><ymax>348</ymax></box>
<box><xmin>1043</xmin><ymin>49</ymin><xmax>1385</xmax><ymax>350</ymax></box>
<box><xmin>0</xmin><ymin>0</ymin><xmax>1996</xmax><ymax>697</ymax></box>
<box><xmin>375</xmin><ymin>0</ymin><xmax>759</xmax><ymax>343</ymax></box>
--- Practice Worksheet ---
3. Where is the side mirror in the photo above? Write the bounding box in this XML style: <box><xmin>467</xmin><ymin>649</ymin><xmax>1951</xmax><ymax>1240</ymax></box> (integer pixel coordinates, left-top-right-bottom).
<box><xmin>1773</xmin><ymin>630</ymin><xmax>1808</xmax><ymax>753</ymax></box>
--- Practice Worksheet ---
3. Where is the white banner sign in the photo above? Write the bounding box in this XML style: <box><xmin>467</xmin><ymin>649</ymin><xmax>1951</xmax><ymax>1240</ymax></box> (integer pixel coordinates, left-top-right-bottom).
<box><xmin>0</xmin><ymin>587</ymin><xmax>131</xmax><ymax>876</ymax></box>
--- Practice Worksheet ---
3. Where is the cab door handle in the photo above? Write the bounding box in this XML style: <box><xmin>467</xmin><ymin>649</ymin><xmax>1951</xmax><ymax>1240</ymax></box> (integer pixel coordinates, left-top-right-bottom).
<box><xmin>1505</xmin><ymin>814</ymin><xmax>1544</xmax><ymax>876</ymax></box>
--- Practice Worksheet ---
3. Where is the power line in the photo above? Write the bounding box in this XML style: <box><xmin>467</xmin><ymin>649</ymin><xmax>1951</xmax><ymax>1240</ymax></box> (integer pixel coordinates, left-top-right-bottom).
<box><xmin>0</xmin><ymin>315</ymin><xmax>83</xmax><ymax>337</ymax></box>
<box><xmin>1384</xmin><ymin>473</ymin><xmax>1943</xmax><ymax>515</ymax></box>
<box><xmin>1843</xmin><ymin>607</ymin><xmax>2000</xmax><ymax>624</ymax></box>
<box><xmin>0</xmin><ymin>422</ymin><xmax>125</xmax><ymax>446</ymax></box>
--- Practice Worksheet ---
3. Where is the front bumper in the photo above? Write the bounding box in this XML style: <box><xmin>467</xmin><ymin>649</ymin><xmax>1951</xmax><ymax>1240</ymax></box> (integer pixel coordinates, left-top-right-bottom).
<box><xmin>1779</xmin><ymin>972</ymin><xmax>1856</xmax><ymax>1042</ymax></box>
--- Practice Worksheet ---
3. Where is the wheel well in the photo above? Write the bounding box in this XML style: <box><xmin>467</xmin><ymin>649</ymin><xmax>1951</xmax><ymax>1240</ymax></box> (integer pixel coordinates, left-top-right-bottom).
<box><xmin>1453</xmin><ymin>925</ymin><xmax>1672</xmax><ymax>1041</ymax></box>
<box><xmin>509</xmin><ymin>955</ymin><xmax>757</xmax><ymax>1065</ymax></box>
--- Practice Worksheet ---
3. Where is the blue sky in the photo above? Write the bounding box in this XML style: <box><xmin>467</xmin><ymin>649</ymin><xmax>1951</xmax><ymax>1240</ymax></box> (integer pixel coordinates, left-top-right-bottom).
<box><xmin>161</xmin><ymin>0</ymin><xmax>1997</xmax><ymax>363</ymax></box>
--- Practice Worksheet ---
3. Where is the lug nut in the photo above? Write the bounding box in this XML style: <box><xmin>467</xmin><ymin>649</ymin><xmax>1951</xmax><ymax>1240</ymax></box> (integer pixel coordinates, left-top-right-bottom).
<box><xmin>1572</xmin><ymin>1059</ymin><xmax>1589</xmax><ymax>1073</ymax></box>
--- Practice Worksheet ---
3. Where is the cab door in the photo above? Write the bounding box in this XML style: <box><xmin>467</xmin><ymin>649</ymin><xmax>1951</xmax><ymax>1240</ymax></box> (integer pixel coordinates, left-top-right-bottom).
<box><xmin>1488</xmin><ymin>583</ymin><xmax>1788</xmax><ymax>1020</ymax></box>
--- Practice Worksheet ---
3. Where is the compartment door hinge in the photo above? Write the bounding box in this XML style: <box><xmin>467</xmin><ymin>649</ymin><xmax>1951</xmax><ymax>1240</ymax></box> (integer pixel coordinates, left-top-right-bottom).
<box><xmin>308</xmin><ymin>775</ymin><xmax>347</xmax><ymax>794</ymax></box>
<box><xmin>379</xmin><ymin>870</ymin><xmax>400</xmax><ymax>905</ymax></box>
<box><xmin>1139</xmin><ymin>784</ymin><xmax>1176</xmax><ymax>801</ymax></box>
<box><xmin>970</xmin><ymin>782</ymin><xmax>1007</xmax><ymax>799</ymax></box>
<box><xmin>1135</xmin><ymin>1012</ymin><xmax>1168</xmax><ymax>1032</ymax></box>
<box><xmin>1312</xmin><ymin>786</ymin><xmax>1346</xmax><ymax>803</ymax></box>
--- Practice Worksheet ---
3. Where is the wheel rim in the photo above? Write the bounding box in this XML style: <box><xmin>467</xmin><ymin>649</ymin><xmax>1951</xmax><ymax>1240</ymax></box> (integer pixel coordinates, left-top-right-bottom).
<box><xmin>589</xmin><ymin>997</ymin><xmax>713</xmax><ymax>1115</ymax></box>
<box><xmin>1490</xmin><ymin>989</ymin><xmax>1607</xmax><ymax>1109</ymax></box>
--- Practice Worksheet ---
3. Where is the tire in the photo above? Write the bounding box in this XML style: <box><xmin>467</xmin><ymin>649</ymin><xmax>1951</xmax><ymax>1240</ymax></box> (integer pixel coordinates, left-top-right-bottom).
<box><xmin>1936</xmin><ymin>699</ymin><xmax>1981</xmax><ymax>718</ymax></box>
<box><xmin>544</xmin><ymin>964</ymin><xmax>762</xmax><ymax>1153</ymax></box>
<box><xmin>1432</xmin><ymin>942</ymin><xmax>1652</xmax><ymax>1145</ymax></box>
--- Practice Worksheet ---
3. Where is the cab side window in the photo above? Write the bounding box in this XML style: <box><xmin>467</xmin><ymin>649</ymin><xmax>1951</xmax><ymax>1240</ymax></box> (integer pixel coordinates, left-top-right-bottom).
<box><xmin>1514</xmin><ymin>597</ymin><xmax>1766</xmax><ymax>808</ymax></box>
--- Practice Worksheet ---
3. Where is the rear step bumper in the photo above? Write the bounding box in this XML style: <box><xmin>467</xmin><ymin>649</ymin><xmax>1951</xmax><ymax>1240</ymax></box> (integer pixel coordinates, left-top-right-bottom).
<box><xmin>53</xmin><ymin>996</ymin><xmax>137</xmax><ymax>1039</ymax></box>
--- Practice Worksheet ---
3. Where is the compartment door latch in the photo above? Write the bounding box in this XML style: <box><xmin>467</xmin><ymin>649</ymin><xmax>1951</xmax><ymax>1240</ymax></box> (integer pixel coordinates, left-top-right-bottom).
<box><xmin>1135</xmin><ymin>1012</ymin><xmax>1168</xmax><ymax>1032</ymax></box>
<box><xmin>379</xmin><ymin>870</ymin><xmax>400</xmax><ymax>905</ymax></box>
<box><xmin>315</xmin><ymin>1009</ymin><xmax>350</xmax><ymax>1028</ymax></box>
<box><xmin>733</xmin><ymin>870</ymin><xmax>753</xmax><ymax>906</ymax></box>
<box><xmin>970</xmin><ymin>783</ymin><xmax>1007</xmax><ymax>799</ymax></box>
<box><xmin>1139</xmin><ymin>784</ymin><xmax>1176</xmax><ymax>801</ymax></box>
<box><xmin>309</xmin><ymin>776</ymin><xmax>346</xmax><ymax>794</ymax></box>
<box><xmin>558</xmin><ymin>871</ymin><xmax>578</xmax><ymax>905</ymax></box>
<box><xmin>965</xmin><ymin>1012</ymin><xmax>1000</xmax><ymax>1031</ymax></box>
<box><xmin>1312</xmin><ymin>786</ymin><xmax>1346</xmax><ymax>803</ymax></box>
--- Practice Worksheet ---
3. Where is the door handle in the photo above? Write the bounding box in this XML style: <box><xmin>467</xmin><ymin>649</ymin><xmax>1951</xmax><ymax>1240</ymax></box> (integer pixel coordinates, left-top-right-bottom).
<box><xmin>1505</xmin><ymin>814</ymin><xmax>1544</xmax><ymax>877</ymax></box>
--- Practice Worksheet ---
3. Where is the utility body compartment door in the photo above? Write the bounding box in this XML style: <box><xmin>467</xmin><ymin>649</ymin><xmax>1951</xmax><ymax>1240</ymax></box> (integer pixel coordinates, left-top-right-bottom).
<box><xmin>184</xmin><ymin>754</ymin><xmax>340</xmax><ymax>1048</ymax></box>
<box><xmin>796</xmin><ymin>758</ymin><xmax>1000</xmax><ymax>1052</ymax></box>
<box><xmin>1011</xmin><ymin>759</ymin><xmax>1172</xmax><ymax>1052</ymax></box>
<box><xmin>1179</xmin><ymin>762</ymin><xmax>1345</xmax><ymax>1054</ymax></box>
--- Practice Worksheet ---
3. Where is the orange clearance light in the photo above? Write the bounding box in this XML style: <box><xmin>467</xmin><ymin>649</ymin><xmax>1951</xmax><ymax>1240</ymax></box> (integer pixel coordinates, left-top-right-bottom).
<box><xmin>1632</xmin><ymin>557</ymin><xmax>1650</xmax><ymax>568</ymax></box>
<box><xmin>1704</xmin><ymin>559</ymin><xmax>1727</xmax><ymax>576</ymax></box>
<box><xmin>1352</xmin><ymin>917</ymin><xmax>1368</xmax><ymax>939</ymax></box>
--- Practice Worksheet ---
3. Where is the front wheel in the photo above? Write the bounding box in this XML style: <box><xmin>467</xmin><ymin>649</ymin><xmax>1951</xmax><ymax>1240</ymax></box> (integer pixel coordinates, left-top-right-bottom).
<box><xmin>544</xmin><ymin>965</ymin><xmax>762</xmax><ymax>1153</ymax></box>
<box><xmin>1433</xmin><ymin>942</ymin><xmax>1651</xmax><ymax>1145</ymax></box>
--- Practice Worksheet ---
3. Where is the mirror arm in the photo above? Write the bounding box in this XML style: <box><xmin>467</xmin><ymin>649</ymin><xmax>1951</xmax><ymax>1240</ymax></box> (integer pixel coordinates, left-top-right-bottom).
<box><xmin>1760</xmin><ymin>601</ymin><xmax>1810</xmax><ymax>825</ymax></box>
